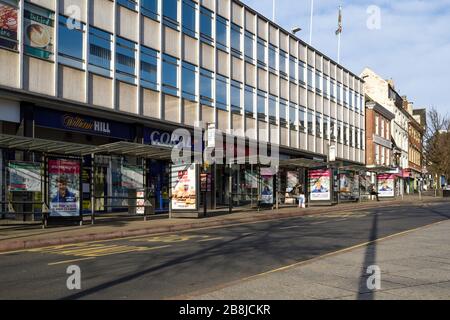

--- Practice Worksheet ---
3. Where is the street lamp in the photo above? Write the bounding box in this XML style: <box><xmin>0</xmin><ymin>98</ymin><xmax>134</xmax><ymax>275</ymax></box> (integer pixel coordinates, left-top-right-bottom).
<box><xmin>291</xmin><ymin>27</ymin><xmax>302</xmax><ymax>35</ymax></box>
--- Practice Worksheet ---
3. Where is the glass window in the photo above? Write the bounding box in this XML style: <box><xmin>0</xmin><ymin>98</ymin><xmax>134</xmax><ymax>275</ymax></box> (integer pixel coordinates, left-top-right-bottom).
<box><xmin>330</xmin><ymin>118</ymin><xmax>336</xmax><ymax>140</ymax></box>
<box><xmin>182</xmin><ymin>0</ymin><xmax>197</xmax><ymax>37</ymax></box>
<box><xmin>216</xmin><ymin>15</ymin><xmax>228</xmax><ymax>51</ymax></box>
<box><xmin>231</xmin><ymin>80</ymin><xmax>241</xmax><ymax>113</ymax></box>
<box><xmin>141</xmin><ymin>0</ymin><xmax>159</xmax><ymax>20</ymax></box>
<box><xmin>299</xmin><ymin>107</ymin><xmax>306</xmax><ymax>132</ymax></box>
<box><xmin>200</xmin><ymin>68</ymin><xmax>213</xmax><ymax>106</ymax></box>
<box><xmin>182</xmin><ymin>61</ymin><xmax>197</xmax><ymax>101</ymax></box>
<box><xmin>307</xmin><ymin>66</ymin><xmax>314</xmax><ymax>90</ymax></box>
<box><xmin>344</xmin><ymin>124</ymin><xmax>349</xmax><ymax>145</ymax></box>
<box><xmin>269</xmin><ymin>95</ymin><xmax>277</xmax><ymax>124</ymax></box>
<box><xmin>316</xmin><ymin>113</ymin><xmax>322</xmax><ymax>137</ymax></box>
<box><xmin>245</xmin><ymin>85</ymin><xmax>255</xmax><ymax>117</ymax></box>
<box><xmin>299</xmin><ymin>61</ymin><xmax>305</xmax><ymax>85</ymax></box>
<box><xmin>200</xmin><ymin>6</ymin><xmax>213</xmax><ymax>43</ymax></box>
<box><xmin>315</xmin><ymin>71</ymin><xmax>322</xmax><ymax>93</ymax></box>
<box><xmin>324</xmin><ymin>116</ymin><xmax>330</xmax><ymax>140</ymax></box>
<box><xmin>269</xmin><ymin>44</ymin><xmax>277</xmax><ymax>72</ymax></box>
<box><xmin>244</xmin><ymin>31</ymin><xmax>254</xmax><ymax>61</ymax></box>
<box><xmin>338</xmin><ymin>121</ymin><xmax>343</xmax><ymax>142</ymax></box>
<box><xmin>330</xmin><ymin>80</ymin><xmax>336</xmax><ymax>99</ymax></box>
<box><xmin>307</xmin><ymin>110</ymin><xmax>314</xmax><ymax>135</ymax></box>
<box><xmin>279</xmin><ymin>51</ymin><xmax>287</xmax><ymax>76</ymax></box>
<box><xmin>163</xmin><ymin>0</ymin><xmax>178</xmax><ymax>28</ymax></box>
<box><xmin>337</xmin><ymin>83</ymin><xmax>342</xmax><ymax>103</ymax></box>
<box><xmin>280</xmin><ymin>100</ymin><xmax>288</xmax><ymax>126</ymax></box>
<box><xmin>289</xmin><ymin>57</ymin><xmax>297</xmax><ymax>82</ymax></box>
<box><xmin>162</xmin><ymin>54</ymin><xmax>179</xmax><ymax>96</ymax></box>
<box><xmin>89</xmin><ymin>27</ymin><xmax>112</xmax><ymax>71</ymax></box>
<box><xmin>216</xmin><ymin>74</ymin><xmax>228</xmax><ymax>110</ymax></box>
<box><xmin>257</xmin><ymin>38</ymin><xmax>266</xmax><ymax>67</ymax></box>
<box><xmin>58</xmin><ymin>15</ymin><xmax>84</xmax><ymax>66</ymax></box>
<box><xmin>257</xmin><ymin>90</ymin><xmax>267</xmax><ymax>121</ymax></box>
<box><xmin>0</xmin><ymin>0</ymin><xmax>19</xmax><ymax>50</ymax></box>
<box><xmin>323</xmin><ymin>76</ymin><xmax>329</xmax><ymax>96</ymax></box>
<box><xmin>231</xmin><ymin>23</ymin><xmax>241</xmax><ymax>55</ymax></box>
<box><xmin>343</xmin><ymin>87</ymin><xmax>348</xmax><ymax>106</ymax></box>
<box><xmin>289</xmin><ymin>104</ymin><xmax>296</xmax><ymax>130</ymax></box>
<box><xmin>116</xmin><ymin>36</ymin><xmax>137</xmax><ymax>83</ymax></box>
<box><xmin>141</xmin><ymin>45</ymin><xmax>158</xmax><ymax>90</ymax></box>
<box><xmin>117</xmin><ymin>0</ymin><xmax>137</xmax><ymax>11</ymax></box>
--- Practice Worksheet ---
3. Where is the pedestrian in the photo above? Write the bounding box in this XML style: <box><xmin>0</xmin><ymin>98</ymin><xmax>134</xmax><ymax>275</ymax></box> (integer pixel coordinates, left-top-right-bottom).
<box><xmin>369</xmin><ymin>184</ymin><xmax>379</xmax><ymax>202</ymax></box>
<box><xmin>295</xmin><ymin>183</ymin><xmax>306</xmax><ymax>208</ymax></box>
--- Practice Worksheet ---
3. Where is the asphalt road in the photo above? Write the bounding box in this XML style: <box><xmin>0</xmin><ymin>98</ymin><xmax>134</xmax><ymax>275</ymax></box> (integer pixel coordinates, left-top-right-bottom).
<box><xmin>0</xmin><ymin>202</ymin><xmax>449</xmax><ymax>300</ymax></box>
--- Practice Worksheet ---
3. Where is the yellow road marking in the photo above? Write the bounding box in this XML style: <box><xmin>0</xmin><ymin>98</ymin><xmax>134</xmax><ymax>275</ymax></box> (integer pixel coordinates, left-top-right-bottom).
<box><xmin>197</xmin><ymin>237</ymin><xmax>224</xmax><ymax>242</ymax></box>
<box><xmin>132</xmin><ymin>234</ymin><xmax>209</xmax><ymax>243</ymax></box>
<box><xmin>48</xmin><ymin>257</ymin><xmax>95</xmax><ymax>266</ymax></box>
<box><xmin>279</xmin><ymin>226</ymin><xmax>302</xmax><ymax>230</ymax></box>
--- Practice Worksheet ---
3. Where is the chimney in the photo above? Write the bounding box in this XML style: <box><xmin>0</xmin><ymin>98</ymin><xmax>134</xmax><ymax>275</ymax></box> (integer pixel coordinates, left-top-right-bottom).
<box><xmin>387</xmin><ymin>79</ymin><xmax>395</xmax><ymax>89</ymax></box>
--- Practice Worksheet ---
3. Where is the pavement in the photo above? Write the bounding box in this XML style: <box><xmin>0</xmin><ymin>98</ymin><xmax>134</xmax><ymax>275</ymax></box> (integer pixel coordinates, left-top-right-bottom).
<box><xmin>192</xmin><ymin>209</ymin><xmax>450</xmax><ymax>300</ymax></box>
<box><xmin>0</xmin><ymin>199</ymin><xmax>449</xmax><ymax>299</ymax></box>
<box><xmin>0</xmin><ymin>195</ymin><xmax>445</xmax><ymax>253</ymax></box>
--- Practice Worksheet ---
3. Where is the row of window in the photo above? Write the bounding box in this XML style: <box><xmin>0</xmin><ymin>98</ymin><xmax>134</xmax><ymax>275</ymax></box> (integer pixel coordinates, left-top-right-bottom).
<box><xmin>375</xmin><ymin>114</ymin><xmax>391</xmax><ymax>140</ymax></box>
<box><xmin>375</xmin><ymin>145</ymin><xmax>391</xmax><ymax>166</ymax></box>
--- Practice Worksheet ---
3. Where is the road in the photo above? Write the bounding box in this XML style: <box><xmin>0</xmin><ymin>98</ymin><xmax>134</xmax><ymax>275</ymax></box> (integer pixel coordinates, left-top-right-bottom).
<box><xmin>0</xmin><ymin>202</ymin><xmax>448</xmax><ymax>300</ymax></box>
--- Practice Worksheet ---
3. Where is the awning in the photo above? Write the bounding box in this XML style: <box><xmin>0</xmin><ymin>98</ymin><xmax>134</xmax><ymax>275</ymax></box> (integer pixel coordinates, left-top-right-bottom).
<box><xmin>0</xmin><ymin>134</ymin><xmax>188</xmax><ymax>160</ymax></box>
<box><xmin>279</xmin><ymin>158</ymin><xmax>326</xmax><ymax>168</ymax></box>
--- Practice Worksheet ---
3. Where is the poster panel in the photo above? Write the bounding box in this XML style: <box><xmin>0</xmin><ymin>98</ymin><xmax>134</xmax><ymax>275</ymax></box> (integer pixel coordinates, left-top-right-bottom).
<box><xmin>377</xmin><ymin>174</ymin><xmax>395</xmax><ymax>198</ymax></box>
<box><xmin>24</xmin><ymin>2</ymin><xmax>54</xmax><ymax>59</ymax></box>
<box><xmin>260</xmin><ymin>168</ymin><xmax>274</xmax><ymax>205</ymax></box>
<box><xmin>309</xmin><ymin>169</ymin><xmax>331</xmax><ymax>201</ymax></box>
<box><xmin>8</xmin><ymin>162</ymin><xmax>41</xmax><ymax>192</ymax></box>
<box><xmin>0</xmin><ymin>0</ymin><xmax>19</xmax><ymax>50</ymax></box>
<box><xmin>286</xmin><ymin>171</ymin><xmax>299</xmax><ymax>193</ymax></box>
<box><xmin>171</xmin><ymin>164</ymin><xmax>197</xmax><ymax>211</ymax></box>
<box><xmin>48</xmin><ymin>159</ymin><xmax>80</xmax><ymax>217</ymax></box>
<box><xmin>122</xmin><ymin>165</ymin><xmax>144</xmax><ymax>189</ymax></box>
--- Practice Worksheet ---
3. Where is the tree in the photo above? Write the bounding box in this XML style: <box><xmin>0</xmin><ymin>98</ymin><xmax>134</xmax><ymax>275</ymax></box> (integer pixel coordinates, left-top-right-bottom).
<box><xmin>424</xmin><ymin>107</ymin><xmax>450</xmax><ymax>186</ymax></box>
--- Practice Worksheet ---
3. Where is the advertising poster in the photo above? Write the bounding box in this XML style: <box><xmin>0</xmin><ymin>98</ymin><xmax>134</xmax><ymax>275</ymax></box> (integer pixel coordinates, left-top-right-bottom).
<box><xmin>339</xmin><ymin>172</ymin><xmax>352</xmax><ymax>193</ymax></box>
<box><xmin>286</xmin><ymin>171</ymin><xmax>299</xmax><ymax>193</ymax></box>
<box><xmin>171</xmin><ymin>164</ymin><xmax>197</xmax><ymax>211</ymax></box>
<box><xmin>24</xmin><ymin>2</ymin><xmax>54</xmax><ymax>60</ymax></box>
<box><xmin>309</xmin><ymin>169</ymin><xmax>331</xmax><ymax>201</ymax></box>
<box><xmin>0</xmin><ymin>0</ymin><xmax>18</xmax><ymax>50</ymax></box>
<box><xmin>122</xmin><ymin>165</ymin><xmax>144</xmax><ymax>189</ymax></box>
<box><xmin>260</xmin><ymin>168</ymin><xmax>274</xmax><ymax>205</ymax></box>
<box><xmin>377</xmin><ymin>174</ymin><xmax>395</xmax><ymax>198</ymax></box>
<box><xmin>49</xmin><ymin>159</ymin><xmax>80</xmax><ymax>217</ymax></box>
<box><xmin>8</xmin><ymin>162</ymin><xmax>41</xmax><ymax>192</ymax></box>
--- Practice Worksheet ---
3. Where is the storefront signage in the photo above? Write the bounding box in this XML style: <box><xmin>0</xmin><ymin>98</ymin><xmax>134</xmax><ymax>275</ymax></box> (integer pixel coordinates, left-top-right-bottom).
<box><xmin>309</xmin><ymin>169</ymin><xmax>331</xmax><ymax>201</ymax></box>
<box><xmin>171</xmin><ymin>164</ymin><xmax>197</xmax><ymax>211</ymax></box>
<box><xmin>48</xmin><ymin>159</ymin><xmax>81</xmax><ymax>217</ymax></box>
<box><xmin>144</xmin><ymin>128</ymin><xmax>189</xmax><ymax>148</ymax></box>
<box><xmin>34</xmin><ymin>107</ymin><xmax>134</xmax><ymax>140</ymax></box>
<box><xmin>0</xmin><ymin>0</ymin><xmax>18</xmax><ymax>50</ymax></box>
<box><xmin>8</xmin><ymin>162</ymin><xmax>41</xmax><ymax>192</ymax></box>
<box><xmin>377</xmin><ymin>174</ymin><xmax>395</xmax><ymax>198</ymax></box>
<box><xmin>24</xmin><ymin>2</ymin><xmax>54</xmax><ymax>60</ymax></box>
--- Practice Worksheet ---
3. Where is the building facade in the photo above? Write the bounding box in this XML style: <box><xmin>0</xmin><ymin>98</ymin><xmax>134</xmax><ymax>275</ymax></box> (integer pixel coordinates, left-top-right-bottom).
<box><xmin>0</xmin><ymin>0</ymin><xmax>365</xmax><ymax>218</ymax></box>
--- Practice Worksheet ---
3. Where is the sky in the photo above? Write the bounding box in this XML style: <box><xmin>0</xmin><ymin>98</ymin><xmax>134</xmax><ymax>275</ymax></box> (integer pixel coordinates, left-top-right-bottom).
<box><xmin>241</xmin><ymin>0</ymin><xmax>450</xmax><ymax>116</ymax></box>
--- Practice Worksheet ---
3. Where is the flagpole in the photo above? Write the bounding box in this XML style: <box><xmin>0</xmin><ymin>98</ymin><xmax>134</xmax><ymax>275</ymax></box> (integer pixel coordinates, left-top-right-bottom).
<box><xmin>309</xmin><ymin>0</ymin><xmax>314</xmax><ymax>45</ymax></box>
<box><xmin>273</xmin><ymin>0</ymin><xmax>276</xmax><ymax>22</ymax></box>
<box><xmin>337</xmin><ymin>31</ymin><xmax>341</xmax><ymax>64</ymax></box>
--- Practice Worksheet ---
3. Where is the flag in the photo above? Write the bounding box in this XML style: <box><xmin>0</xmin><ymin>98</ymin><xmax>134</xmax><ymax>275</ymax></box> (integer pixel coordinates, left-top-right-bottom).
<box><xmin>335</xmin><ymin>6</ymin><xmax>343</xmax><ymax>35</ymax></box>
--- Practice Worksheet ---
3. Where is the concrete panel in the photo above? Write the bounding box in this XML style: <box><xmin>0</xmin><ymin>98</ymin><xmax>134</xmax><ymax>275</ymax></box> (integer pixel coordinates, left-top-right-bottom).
<box><xmin>89</xmin><ymin>73</ymin><xmax>113</xmax><ymax>108</ymax></box>
<box><xmin>142</xmin><ymin>88</ymin><xmax>160</xmax><ymax>119</ymax></box>
<box><xmin>90</xmin><ymin>0</ymin><xmax>114</xmax><ymax>33</ymax></box>
<box><xmin>164</xmin><ymin>94</ymin><xmax>180</xmax><ymax>123</ymax></box>
<box><xmin>118</xmin><ymin>6</ymin><xmax>138</xmax><ymax>42</ymax></box>
<box><xmin>164</xmin><ymin>26</ymin><xmax>181</xmax><ymax>58</ymax></box>
<box><xmin>183</xmin><ymin>99</ymin><xmax>198</xmax><ymax>127</ymax></box>
<box><xmin>58</xmin><ymin>65</ymin><xmax>85</xmax><ymax>103</ymax></box>
<box><xmin>142</xmin><ymin>17</ymin><xmax>161</xmax><ymax>51</ymax></box>
<box><xmin>24</xmin><ymin>56</ymin><xmax>55</xmax><ymax>96</ymax></box>
<box><xmin>0</xmin><ymin>49</ymin><xmax>19</xmax><ymax>88</ymax></box>
<box><xmin>183</xmin><ymin>35</ymin><xmax>198</xmax><ymax>65</ymax></box>
<box><xmin>118</xmin><ymin>81</ymin><xmax>137</xmax><ymax>114</ymax></box>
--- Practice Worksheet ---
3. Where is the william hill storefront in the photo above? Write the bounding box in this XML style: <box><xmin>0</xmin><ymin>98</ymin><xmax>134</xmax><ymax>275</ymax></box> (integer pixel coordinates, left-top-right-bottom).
<box><xmin>0</xmin><ymin>104</ymin><xmax>175</xmax><ymax>223</ymax></box>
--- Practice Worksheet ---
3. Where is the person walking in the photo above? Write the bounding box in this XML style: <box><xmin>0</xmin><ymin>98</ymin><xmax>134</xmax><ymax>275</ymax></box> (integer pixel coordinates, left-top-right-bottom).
<box><xmin>295</xmin><ymin>183</ymin><xmax>306</xmax><ymax>208</ymax></box>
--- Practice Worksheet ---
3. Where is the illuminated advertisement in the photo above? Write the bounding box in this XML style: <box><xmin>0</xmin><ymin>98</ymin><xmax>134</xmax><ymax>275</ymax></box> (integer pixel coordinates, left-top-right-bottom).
<box><xmin>309</xmin><ymin>169</ymin><xmax>331</xmax><ymax>201</ymax></box>
<box><xmin>0</xmin><ymin>0</ymin><xmax>18</xmax><ymax>50</ymax></box>
<box><xmin>377</xmin><ymin>174</ymin><xmax>395</xmax><ymax>198</ymax></box>
<box><xmin>48</xmin><ymin>159</ymin><xmax>80</xmax><ymax>217</ymax></box>
<box><xmin>171</xmin><ymin>164</ymin><xmax>197</xmax><ymax>211</ymax></box>
<box><xmin>24</xmin><ymin>2</ymin><xmax>54</xmax><ymax>60</ymax></box>
<box><xmin>260</xmin><ymin>168</ymin><xmax>274</xmax><ymax>205</ymax></box>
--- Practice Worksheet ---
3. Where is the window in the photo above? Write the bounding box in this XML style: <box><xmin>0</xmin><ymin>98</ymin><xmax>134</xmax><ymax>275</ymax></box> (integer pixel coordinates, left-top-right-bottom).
<box><xmin>337</xmin><ymin>83</ymin><xmax>342</xmax><ymax>103</ymax></box>
<box><xmin>315</xmin><ymin>72</ymin><xmax>322</xmax><ymax>94</ymax></box>
<box><xmin>344</xmin><ymin>124</ymin><xmax>349</xmax><ymax>145</ymax></box>
<box><xmin>356</xmin><ymin>128</ymin><xmax>361</xmax><ymax>149</ymax></box>
<box><xmin>269</xmin><ymin>44</ymin><xmax>277</xmax><ymax>72</ymax></box>
<box><xmin>279</xmin><ymin>50</ymin><xmax>287</xmax><ymax>76</ymax></box>
<box><xmin>58</xmin><ymin>15</ymin><xmax>84</xmax><ymax>67</ymax></box>
<box><xmin>324</xmin><ymin>116</ymin><xmax>330</xmax><ymax>140</ymax></box>
<box><xmin>116</xmin><ymin>36</ymin><xmax>137</xmax><ymax>83</ymax></box>
<box><xmin>141</xmin><ymin>0</ymin><xmax>159</xmax><ymax>20</ymax></box>
<box><xmin>299</xmin><ymin>107</ymin><xmax>306</xmax><ymax>132</ymax></box>
<box><xmin>330</xmin><ymin>80</ymin><xmax>336</xmax><ymax>99</ymax></box>
<box><xmin>289</xmin><ymin>57</ymin><xmax>297</xmax><ymax>82</ymax></box>
<box><xmin>375</xmin><ymin>145</ymin><xmax>380</xmax><ymax>165</ymax></box>
<box><xmin>338</xmin><ymin>121</ymin><xmax>343</xmax><ymax>143</ymax></box>
<box><xmin>163</xmin><ymin>0</ymin><xmax>178</xmax><ymax>29</ymax></box>
<box><xmin>381</xmin><ymin>119</ymin><xmax>385</xmax><ymax>139</ymax></box>
<box><xmin>231</xmin><ymin>23</ymin><xmax>242</xmax><ymax>55</ymax></box>
<box><xmin>216</xmin><ymin>15</ymin><xmax>228</xmax><ymax>51</ymax></box>
<box><xmin>24</xmin><ymin>3</ymin><xmax>55</xmax><ymax>60</ymax></box>
<box><xmin>307</xmin><ymin>66</ymin><xmax>314</xmax><ymax>90</ymax></box>
<box><xmin>231</xmin><ymin>80</ymin><xmax>242</xmax><ymax>113</ymax></box>
<box><xmin>200</xmin><ymin>68</ymin><xmax>213</xmax><ymax>106</ymax></box>
<box><xmin>361</xmin><ymin>130</ymin><xmax>365</xmax><ymax>150</ymax></box>
<box><xmin>289</xmin><ymin>104</ymin><xmax>296</xmax><ymax>130</ymax></box>
<box><xmin>216</xmin><ymin>74</ymin><xmax>228</xmax><ymax>110</ymax></box>
<box><xmin>245</xmin><ymin>86</ymin><xmax>255</xmax><ymax>117</ymax></box>
<box><xmin>349</xmin><ymin>90</ymin><xmax>354</xmax><ymax>110</ymax></box>
<box><xmin>182</xmin><ymin>0</ymin><xmax>197</xmax><ymax>37</ymax></box>
<box><xmin>350</xmin><ymin>126</ymin><xmax>354</xmax><ymax>147</ymax></box>
<box><xmin>182</xmin><ymin>61</ymin><xmax>197</xmax><ymax>101</ymax></box>
<box><xmin>257</xmin><ymin>90</ymin><xmax>267</xmax><ymax>121</ymax></box>
<box><xmin>375</xmin><ymin>115</ymin><xmax>379</xmax><ymax>136</ymax></box>
<box><xmin>257</xmin><ymin>38</ymin><xmax>267</xmax><ymax>67</ymax></box>
<box><xmin>89</xmin><ymin>27</ymin><xmax>112</xmax><ymax>71</ymax></box>
<box><xmin>307</xmin><ymin>110</ymin><xmax>314</xmax><ymax>135</ymax></box>
<box><xmin>299</xmin><ymin>61</ymin><xmax>305</xmax><ymax>85</ymax></box>
<box><xmin>118</xmin><ymin>0</ymin><xmax>137</xmax><ymax>11</ymax></box>
<box><xmin>200</xmin><ymin>6</ymin><xmax>213</xmax><ymax>43</ymax></box>
<box><xmin>244</xmin><ymin>31</ymin><xmax>254</xmax><ymax>62</ymax></box>
<box><xmin>162</xmin><ymin>54</ymin><xmax>179</xmax><ymax>96</ymax></box>
<box><xmin>280</xmin><ymin>100</ymin><xmax>288</xmax><ymax>127</ymax></box>
<box><xmin>0</xmin><ymin>0</ymin><xmax>19</xmax><ymax>50</ymax></box>
<box><xmin>269</xmin><ymin>95</ymin><xmax>277</xmax><ymax>124</ymax></box>
<box><xmin>343</xmin><ymin>87</ymin><xmax>348</xmax><ymax>106</ymax></box>
<box><xmin>323</xmin><ymin>76</ymin><xmax>329</xmax><ymax>97</ymax></box>
<box><xmin>141</xmin><ymin>45</ymin><xmax>159</xmax><ymax>90</ymax></box>
<box><xmin>316</xmin><ymin>113</ymin><xmax>322</xmax><ymax>137</ymax></box>
<box><xmin>330</xmin><ymin>118</ymin><xmax>336</xmax><ymax>140</ymax></box>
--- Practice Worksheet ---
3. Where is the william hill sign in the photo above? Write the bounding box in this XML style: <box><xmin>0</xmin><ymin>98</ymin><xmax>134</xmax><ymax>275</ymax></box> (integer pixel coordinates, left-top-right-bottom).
<box><xmin>63</xmin><ymin>115</ymin><xmax>111</xmax><ymax>134</ymax></box>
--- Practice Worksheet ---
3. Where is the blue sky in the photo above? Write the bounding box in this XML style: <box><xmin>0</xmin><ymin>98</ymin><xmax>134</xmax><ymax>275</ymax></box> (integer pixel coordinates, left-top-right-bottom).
<box><xmin>241</xmin><ymin>0</ymin><xmax>450</xmax><ymax>116</ymax></box>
